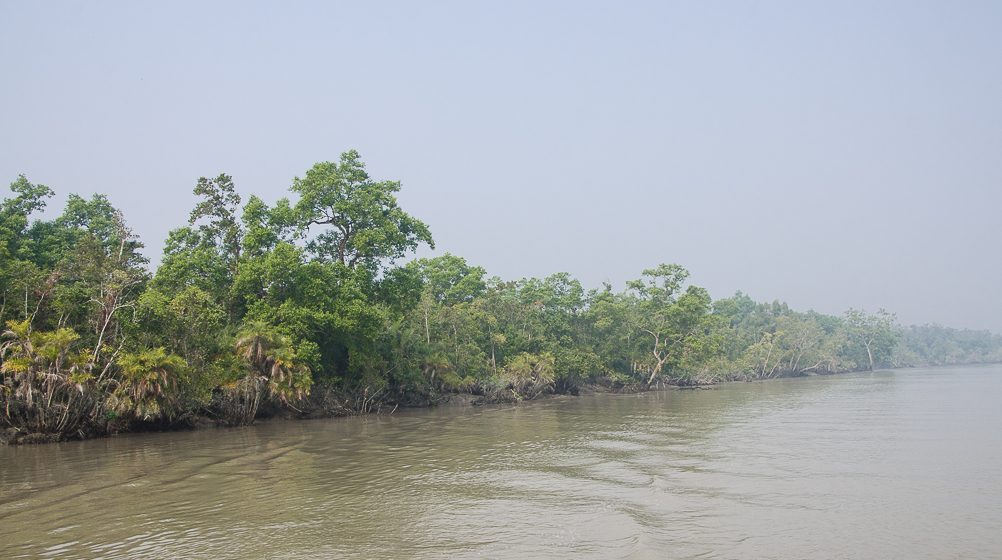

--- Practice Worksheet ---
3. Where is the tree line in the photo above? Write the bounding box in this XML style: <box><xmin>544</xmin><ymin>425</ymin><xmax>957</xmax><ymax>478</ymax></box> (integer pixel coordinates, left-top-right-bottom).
<box><xmin>1</xmin><ymin>151</ymin><xmax>996</xmax><ymax>443</ymax></box>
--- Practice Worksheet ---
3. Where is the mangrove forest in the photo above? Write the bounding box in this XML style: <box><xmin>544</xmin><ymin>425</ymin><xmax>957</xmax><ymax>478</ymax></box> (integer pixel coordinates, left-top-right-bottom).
<box><xmin>2</xmin><ymin>151</ymin><xmax>1000</xmax><ymax>443</ymax></box>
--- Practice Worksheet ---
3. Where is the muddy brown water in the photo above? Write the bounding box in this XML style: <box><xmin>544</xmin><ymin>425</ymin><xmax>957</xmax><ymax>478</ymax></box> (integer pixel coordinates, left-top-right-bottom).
<box><xmin>2</xmin><ymin>365</ymin><xmax>1001</xmax><ymax>559</ymax></box>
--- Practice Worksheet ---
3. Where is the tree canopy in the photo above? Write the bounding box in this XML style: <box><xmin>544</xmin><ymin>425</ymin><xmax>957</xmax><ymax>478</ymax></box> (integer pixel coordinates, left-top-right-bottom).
<box><xmin>291</xmin><ymin>150</ymin><xmax>434</xmax><ymax>270</ymax></box>
<box><xmin>4</xmin><ymin>155</ymin><xmax>989</xmax><ymax>443</ymax></box>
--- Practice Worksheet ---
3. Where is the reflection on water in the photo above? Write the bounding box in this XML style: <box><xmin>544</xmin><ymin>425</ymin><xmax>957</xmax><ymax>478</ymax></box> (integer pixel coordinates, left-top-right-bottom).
<box><xmin>2</xmin><ymin>365</ymin><xmax>1001</xmax><ymax>559</ymax></box>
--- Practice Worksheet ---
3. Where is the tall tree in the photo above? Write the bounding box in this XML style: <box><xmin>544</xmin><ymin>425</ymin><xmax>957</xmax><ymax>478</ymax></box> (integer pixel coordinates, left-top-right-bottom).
<box><xmin>189</xmin><ymin>174</ymin><xmax>243</xmax><ymax>273</ymax></box>
<box><xmin>291</xmin><ymin>150</ymin><xmax>434</xmax><ymax>270</ymax></box>
<box><xmin>626</xmin><ymin>264</ymin><xmax>720</xmax><ymax>385</ymax></box>
<box><xmin>844</xmin><ymin>308</ymin><xmax>897</xmax><ymax>370</ymax></box>
<box><xmin>0</xmin><ymin>176</ymin><xmax>54</xmax><ymax>325</ymax></box>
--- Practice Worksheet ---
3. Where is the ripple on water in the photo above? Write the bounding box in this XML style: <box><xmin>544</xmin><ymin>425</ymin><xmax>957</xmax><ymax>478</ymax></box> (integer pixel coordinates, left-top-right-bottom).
<box><xmin>2</xmin><ymin>366</ymin><xmax>1002</xmax><ymax>559</ymax></box>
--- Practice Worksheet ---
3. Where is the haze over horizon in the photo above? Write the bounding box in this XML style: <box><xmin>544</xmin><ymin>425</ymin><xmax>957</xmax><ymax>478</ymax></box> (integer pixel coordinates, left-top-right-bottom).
<box><xmin>2</xmin><ymin>2</ymin><xmax>1000</xmax><ymax>332</ymax></box>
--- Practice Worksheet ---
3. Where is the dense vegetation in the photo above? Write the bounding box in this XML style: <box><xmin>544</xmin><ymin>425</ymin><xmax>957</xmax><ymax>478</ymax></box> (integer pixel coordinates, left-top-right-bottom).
<box><xmin>2</xmin><ymin>152</ymin><xmax>998</xmax><ymax>443</ymax></box>
<box><xmin>892</xmin><ymin>325</ymin><xmax>1002</xmax><ymax>367</ymax></box>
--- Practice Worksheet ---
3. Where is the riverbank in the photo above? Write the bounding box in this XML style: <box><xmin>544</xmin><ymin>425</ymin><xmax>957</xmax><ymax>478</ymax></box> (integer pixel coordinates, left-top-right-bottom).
<box><xmin>8</xmin><ymin>359</ymin><xmax>1001</xmax><ymax>445</ymax></box>
<box><xmin>0</xmin><ymin>367</ymin><xmax>846</xmax><ymax>445</ymax></box>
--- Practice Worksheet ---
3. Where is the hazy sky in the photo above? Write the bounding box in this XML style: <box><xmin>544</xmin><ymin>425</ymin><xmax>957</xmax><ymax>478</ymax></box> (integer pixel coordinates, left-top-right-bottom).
<box><xmin>2</xmin><ymin>1</ymin><xmax>1000</xmax><ymax>332</ymax></box>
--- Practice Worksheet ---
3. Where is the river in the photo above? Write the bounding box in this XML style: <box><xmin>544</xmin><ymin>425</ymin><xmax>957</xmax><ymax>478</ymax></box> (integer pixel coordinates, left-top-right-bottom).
<box><xmin>2</xmin><ymin>364</ymin><xmax>1001</xmax><ymax>559</ymax></box>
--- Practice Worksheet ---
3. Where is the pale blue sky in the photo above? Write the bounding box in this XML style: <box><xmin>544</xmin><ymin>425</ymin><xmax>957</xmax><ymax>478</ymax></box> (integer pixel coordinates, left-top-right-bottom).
<box><xmin>2</xmin><ymin>1</ymin><xmax>1000</xmax><ymax>331</ymax></box>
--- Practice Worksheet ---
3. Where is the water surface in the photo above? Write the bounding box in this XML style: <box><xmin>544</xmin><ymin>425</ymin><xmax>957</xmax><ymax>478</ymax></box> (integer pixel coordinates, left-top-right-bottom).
<box><xmin>2</xmin><ymin>365</ymin><xmax>1001</xmax><ymax>559</ymax></box>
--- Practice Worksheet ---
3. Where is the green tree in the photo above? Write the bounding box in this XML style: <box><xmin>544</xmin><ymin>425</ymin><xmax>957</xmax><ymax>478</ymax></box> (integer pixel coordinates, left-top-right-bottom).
<box><xmin>241</xmin><ymin>194</ymin><xmax>298</xmax><ymax>258</ymax></box>
<box><xmin>0</xmin><ymin>175</ymin><xmax>54</xmax><ymax>264</ymax></box>
<box><xmin>135</xmin><ymin>286</ymin><xmax>224</xmax><ymax>370</ymax></box>
<box><xmin>56</xmin><ymin>233</ymin><xmax>148</xmax><ymax>366</ymax></box>
<box><xmin>844</xmin><ymin>308</ymin><xmax>897</xmax><ymax>370</ymax></box>
<box><xmin>222</xmin><ymin>320</ymin><xmax>312</xmax><ymax>425</ymax></box>
<box><xmin>291</xmin><ymin>150</ymin><xmax>434</xmax><ymax>270</ymax></box>
<box><xmin>626</xmin><ymin>264</ymin><xmax>721</xmax><ymax>385</ymax></box>
<box><xmin>407</xmin><ymin>253</ymin><xmax>486</xmax><ymax>306</ymax></box>
<box><xmin>190</xmin><ymin>174</ymin><xmax>243</xmax><ymax>272</ymax></box>
<box><xmin>115</xmin><ymin>347</ymin><xmax>186</xmax><ymax>421</ymax></box>
<box><xmin>0</xmin><ymin>176</ymin><xmax>54</xmax><ymax>325</ymax></box>
<box><xmin>0</xmin><ymin>320</ymin><xmax>98</xmax><ymax>435</ymax></box>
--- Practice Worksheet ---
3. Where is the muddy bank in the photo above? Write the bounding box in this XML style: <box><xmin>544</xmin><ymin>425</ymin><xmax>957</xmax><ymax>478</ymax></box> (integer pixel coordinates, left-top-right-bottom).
<box><xmin>2</xmin><ymin>368</ymin><xmax>882</xmax><ymax>445</ymax></box>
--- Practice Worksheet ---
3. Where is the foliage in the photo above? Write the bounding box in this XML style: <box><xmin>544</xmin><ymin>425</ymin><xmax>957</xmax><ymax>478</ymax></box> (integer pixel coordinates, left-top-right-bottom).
<box><xmin>115</xmin><ymin>347</ymin><xmax>186</xmax><ymax>421</ymax></box>
<box><xmin>219</xmin><ymin>320</ymin><xmax>313</xmax><ymax>425</ymax></box>
<box><xmin>6</xmin><ymin>154</ymin><xmax>988</xmax><ymax>444</ymax></box>
<box><xmin>291</xmin><ymin>150</ymin><xmax>434</xmax><ymax>270</ymax></box>
<box><xmin>892</xmin><ymin>324</ymin><xmax>1002</xmax><ymax>367</ymax></box>
<box><xmin>844</xmin><ymin>308</ymin><xmax>898</xmax><ymax>370</ymax></box>
<box><xmin>1</xmin><ymin>320</ymin><xmax>100</xmax><ymax>437</ymax></box>
<box><xmin>625</xmin><ymin>264</ymin><xmax>722</xmax><ymax>385</ymax></box>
